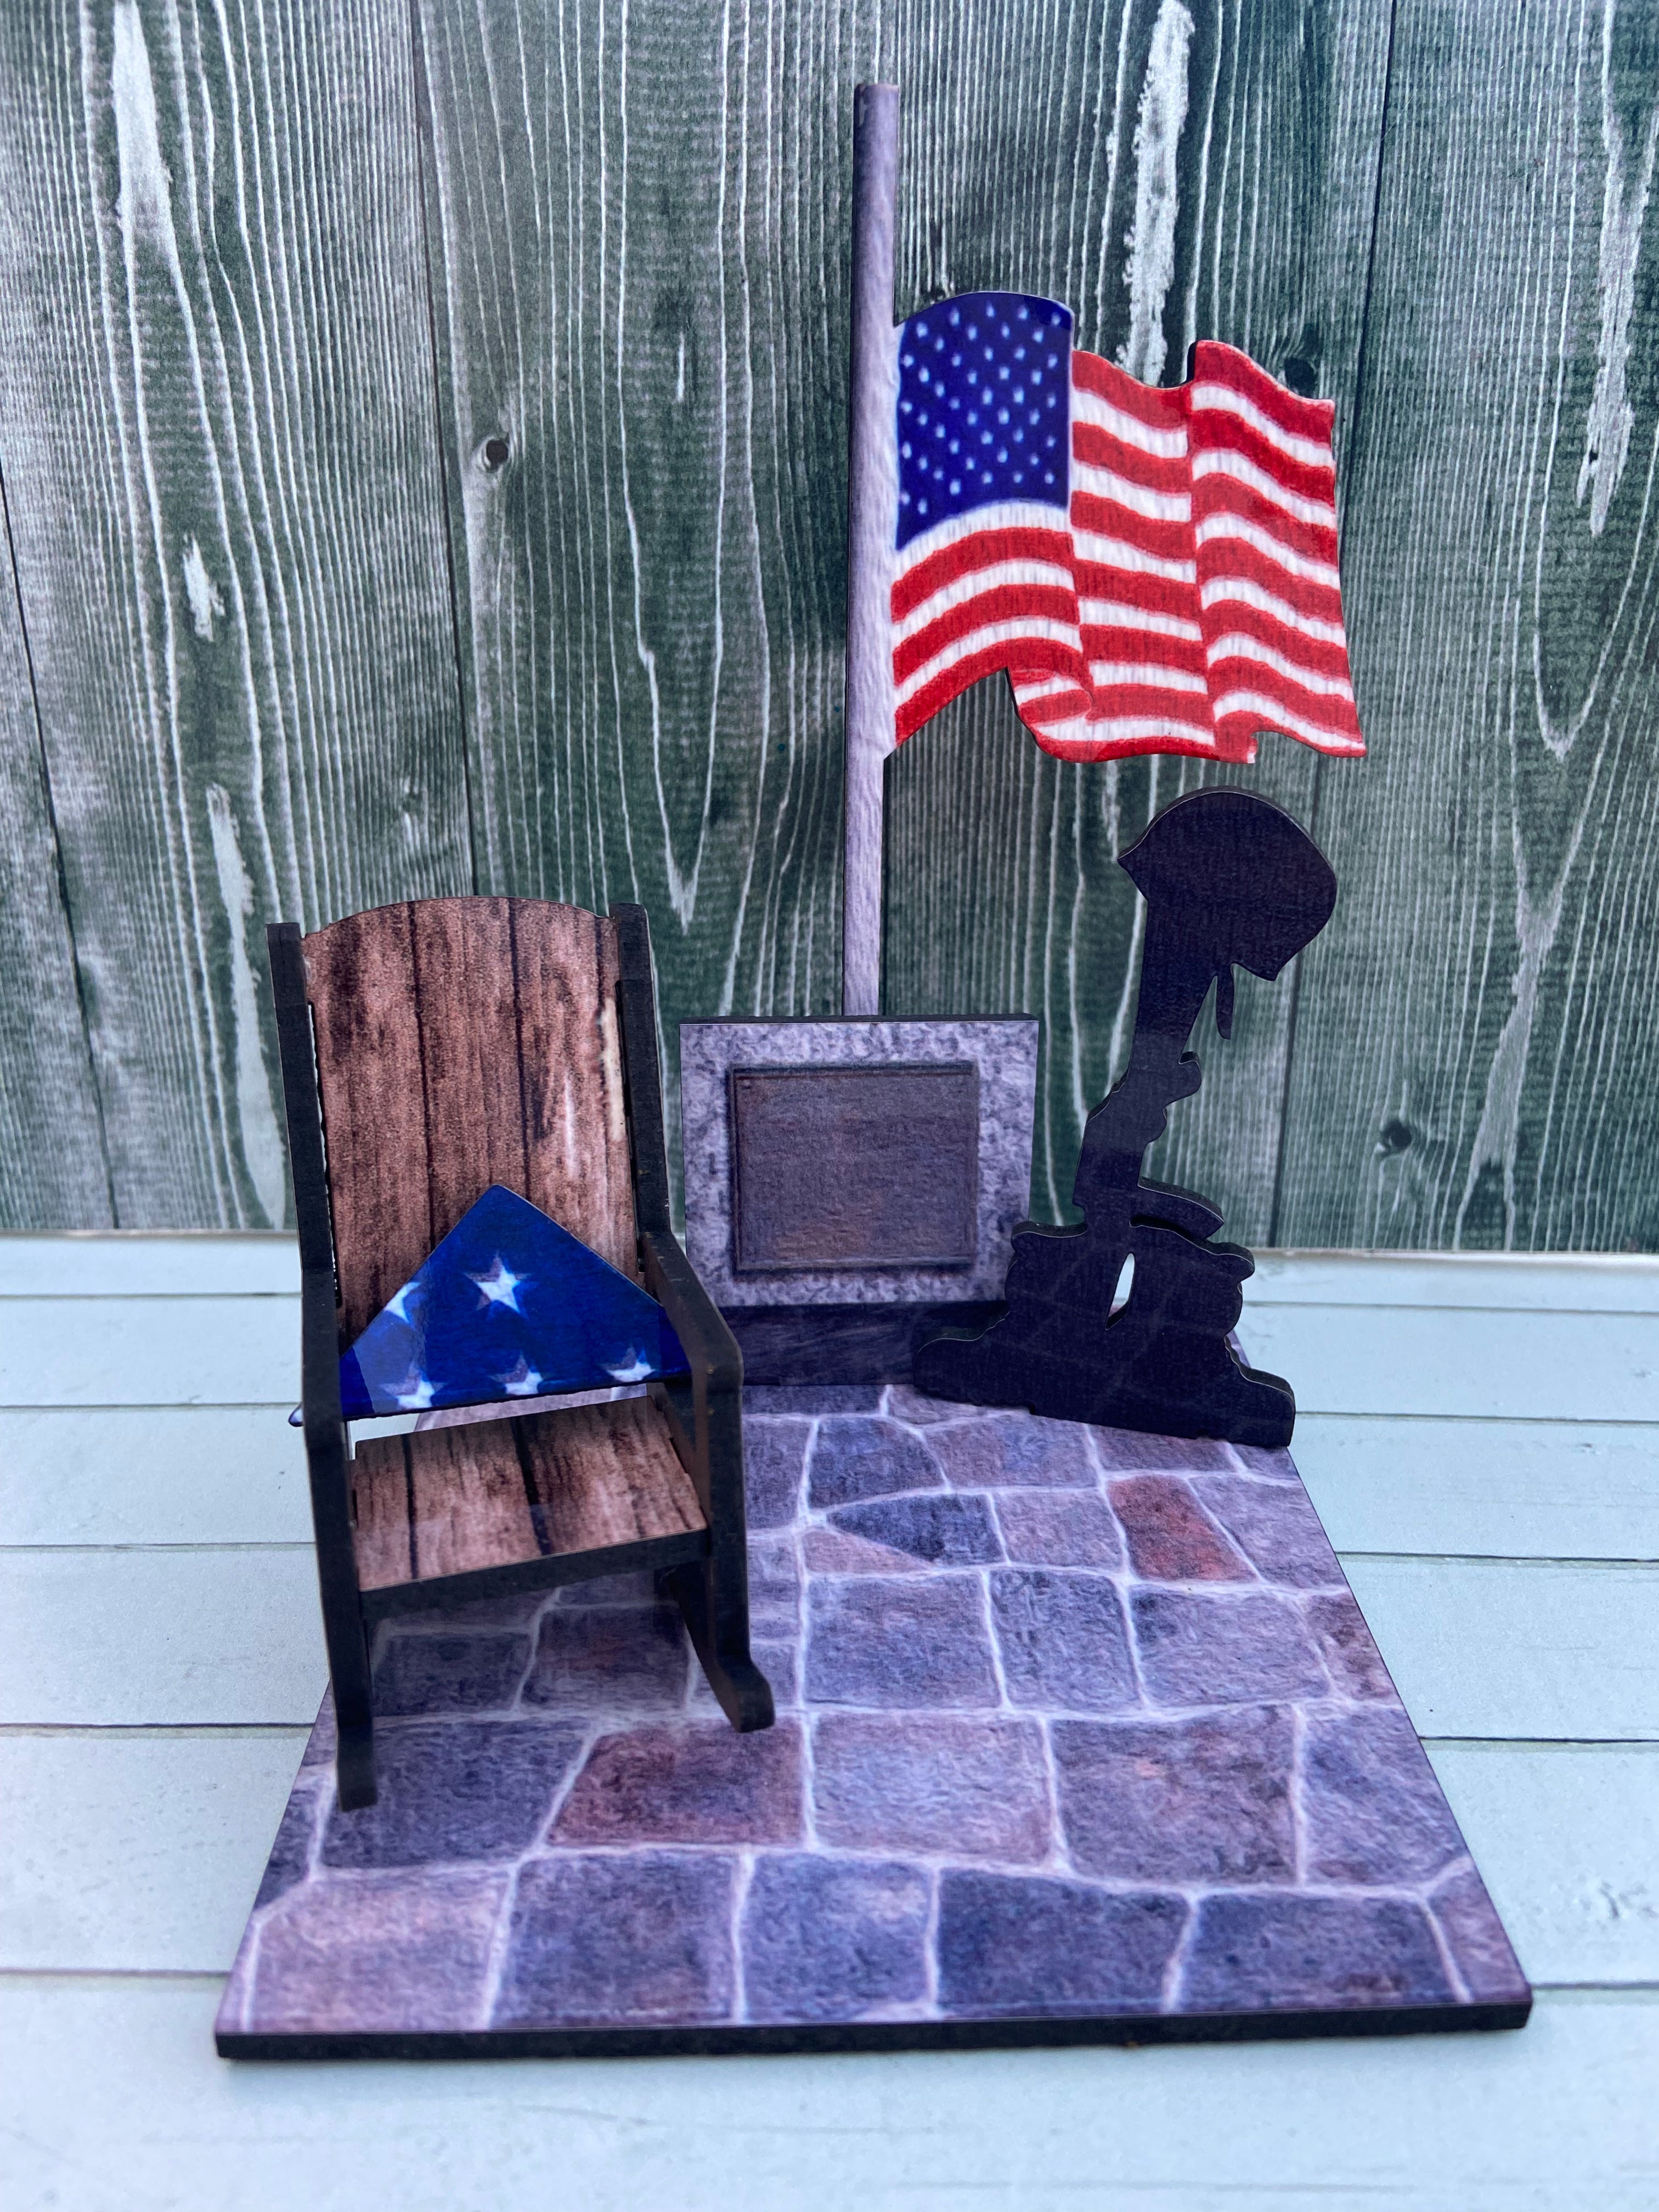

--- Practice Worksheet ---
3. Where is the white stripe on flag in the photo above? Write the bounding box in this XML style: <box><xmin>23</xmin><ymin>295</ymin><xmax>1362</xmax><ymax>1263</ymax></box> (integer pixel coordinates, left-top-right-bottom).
<box><xmin>1192</xmin><ymin>449</ymin><xmax>1338</xmax><ymax>528</ymax></box>
<box><xmin>894</xmin><ymin>557</ymin><xmax>1076</xmax><ymax>647</ymax></box>
<box><xmin>1072</xmin><ymin>528</ymin><xmax>1197</xmax><ymax>583</ymax></box>
<box><xmin>1079</xmin><ymin>597</ymin><xmax>1204</xmax><ymax>640</ymax></box>
<box><xmin>1186</xmin><ymin>382</ymin><xmax>1334</xmax><ymax>470</ymax></box>
<box><xmin>1204</xmin><ymin>633</ymin><xmax>1355</xmax><ymax>701</ymax></box>
<box><xmin>1199</xmin><ymin>573</ymin><xmax>1347</xmax><ymax>645</ymax></box>
<box><xmin>1072</xmin><ymin>459</ymin><xmax>1191</xmax><ymax>522</ymax></box>
<box><xmin>1210</xmin><ymin>689</ymin><xmax>1364</xmax><ymax>750</ymax></box>
<box><xmin>1027</xmin><ymin>714</ymin><xmax>1220</xmax><ymax>752</ymax></box>
<box><xmin>1072</xmin><ymin>386</ymin><xmax>1188</xmax><ymax>458</ymax></box>
<box><xmin>1194</xmin><ymin>514</ymin><xmax>1341</xmax><ymax>590</ymax></box>
<box><xmin>896</xmin><ymin>613</ymin><xmax>1082</xmax><ymax>708</ymax></box>
<box><xmin>1087</xmin><ymin>661</ymin><xmax>1209</xmax><ymax>695</ymax></box>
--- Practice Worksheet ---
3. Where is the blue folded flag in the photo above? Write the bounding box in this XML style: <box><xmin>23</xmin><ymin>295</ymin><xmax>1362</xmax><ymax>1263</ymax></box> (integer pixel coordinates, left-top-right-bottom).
<box><xmin>290</xmin><ymin>1184</ymin><xmax>689</xmax><ymax>1424</ymax></box>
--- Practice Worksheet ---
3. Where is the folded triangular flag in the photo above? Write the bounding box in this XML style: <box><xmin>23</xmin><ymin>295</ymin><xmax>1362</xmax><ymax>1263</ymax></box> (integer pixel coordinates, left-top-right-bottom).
<box><xmin>308</xmin><ymin>1185</ymin><xmax>689</xmax><ymax>1422</ymax></box>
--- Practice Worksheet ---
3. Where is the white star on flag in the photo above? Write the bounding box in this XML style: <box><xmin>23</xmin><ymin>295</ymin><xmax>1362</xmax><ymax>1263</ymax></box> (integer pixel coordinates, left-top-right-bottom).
<box><xmin>498</xmin><ymin>1357</ymin><xmax>545</xmax><ymax>1397</ymax></box>
<box><xmin>606</xmin><ymin>1349</ymin><xmax>654</xmax><ymax>1383</ymax></box>
<box><xmin>469</xmin><ymin>1256</ymin><xmax>527</xmax><ymax>1313</ymax></box>
<box><xmin>393</xmin><ymin>1369</ymin><xmax>437</xmax><ymax>1411</ymax></box>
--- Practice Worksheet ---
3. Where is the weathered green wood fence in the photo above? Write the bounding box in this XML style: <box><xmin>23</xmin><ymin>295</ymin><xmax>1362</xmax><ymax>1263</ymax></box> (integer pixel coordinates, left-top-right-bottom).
<box><xmin>1</xmin><ymin>0</ymin><xmax>1654</xmax><ymax>1248</ymax></box>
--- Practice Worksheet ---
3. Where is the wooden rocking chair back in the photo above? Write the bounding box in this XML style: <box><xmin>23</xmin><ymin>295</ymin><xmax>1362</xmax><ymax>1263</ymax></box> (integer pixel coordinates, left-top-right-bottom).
<box><xmin>304</xmin><ymin>897</ymin><xmax>641</xmax><ymax>1349</ymax></box>
<box><xmin>268</xmin><ymin>896</ymin><xmax>772</xmax><ymax>1810</ymax></box>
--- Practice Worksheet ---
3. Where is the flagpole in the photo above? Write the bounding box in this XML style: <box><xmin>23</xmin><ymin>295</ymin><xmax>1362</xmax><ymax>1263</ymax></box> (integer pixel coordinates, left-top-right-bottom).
<box><xmin>842</xmin><ymin>82</ymin><xmax>899</xmax><ymax>1018</ymax></box>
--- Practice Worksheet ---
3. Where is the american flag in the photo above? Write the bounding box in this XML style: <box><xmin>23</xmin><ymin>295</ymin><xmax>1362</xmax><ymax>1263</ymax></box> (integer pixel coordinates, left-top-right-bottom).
<box><xmin>890</xmin><ymin>292</ymin><xmax>1364</xmax><ymax>763</ymax></box>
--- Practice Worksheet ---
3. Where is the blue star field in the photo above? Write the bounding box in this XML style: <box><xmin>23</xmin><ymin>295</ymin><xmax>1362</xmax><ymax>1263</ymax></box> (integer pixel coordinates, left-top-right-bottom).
<box><xmin>323</xmin><ymin>1184</ymin><xmax>689</xmax><ymax>1422</ymax></box>
<box><xmin>895</xmin><ymin>291</ymin><xmax>1073</xmax><ymax>551</ymax></box>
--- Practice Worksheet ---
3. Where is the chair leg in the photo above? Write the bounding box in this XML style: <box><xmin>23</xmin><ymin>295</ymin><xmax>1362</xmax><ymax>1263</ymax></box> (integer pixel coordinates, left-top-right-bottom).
<box><xmin>335</xmin><ymin>1709</ymin><xmax>377</xmax><ymax>1810</ymax></box>
<box><xmin>319</xmin><ymin>1591</ymin><xmax>379</xmax><ymax>1809</ymax></box>
<box><xmin>665</xmin><ymin>1558</ymin><xmax>775</xmax><ymax>1731</ymax></box>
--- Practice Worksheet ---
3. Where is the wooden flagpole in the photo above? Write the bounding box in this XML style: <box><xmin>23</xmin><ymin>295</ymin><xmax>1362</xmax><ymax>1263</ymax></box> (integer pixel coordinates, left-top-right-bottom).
<box><xmin>842</xmin><ymin>82</ymin><xmax>899</xmax><ymax>1018</ymax></box>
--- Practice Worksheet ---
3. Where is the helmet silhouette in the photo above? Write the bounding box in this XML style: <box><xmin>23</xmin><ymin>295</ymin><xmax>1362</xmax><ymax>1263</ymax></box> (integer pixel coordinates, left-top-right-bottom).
<box><xmin>1120</xmin><ymin>788</ymin><xmax>1336</xmax><ymax>983</ymax></box>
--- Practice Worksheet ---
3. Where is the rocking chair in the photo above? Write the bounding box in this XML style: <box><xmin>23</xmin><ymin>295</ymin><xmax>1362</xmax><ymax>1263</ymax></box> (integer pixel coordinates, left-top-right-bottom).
<box><xmin>268</xmin><ymin>896</ymin><xmax>774</xmax><ymax>1810</ymax></box>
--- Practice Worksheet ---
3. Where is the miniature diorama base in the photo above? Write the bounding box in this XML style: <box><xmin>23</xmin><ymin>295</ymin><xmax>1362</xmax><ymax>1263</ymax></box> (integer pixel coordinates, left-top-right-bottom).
<box><xmin>218</xmin><ymin>1387</ymin><xmax>1528</xmax><ymax>2059</ymax></box>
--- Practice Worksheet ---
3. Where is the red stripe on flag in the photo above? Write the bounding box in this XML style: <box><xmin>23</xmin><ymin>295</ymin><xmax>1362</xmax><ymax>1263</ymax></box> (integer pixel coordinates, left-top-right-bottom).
<box><xmin>891</xmin><ymin>525</ymin><xmax>1074</xmax><ymax>621</ymax></box>
<box><xmin>898</xmin><ymin>636</ymin><xmax>1084</xmax><ymax>740</ymax></box>
<box><xmin>1188</xmin><ymin>340</ymin><xmax>1337</xmax><ymax>445</ymax></box>
<box><xmin>894</xmin><ymin>583</ymin><xmax>1081</xmax><ymax>685</ymax></box>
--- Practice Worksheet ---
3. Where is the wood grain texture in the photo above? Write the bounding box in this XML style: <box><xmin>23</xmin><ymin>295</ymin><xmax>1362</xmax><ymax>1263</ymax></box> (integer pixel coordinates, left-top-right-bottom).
<box><xmin>304</xmin><ymin>898</ymin><xmax>636</xmax><ymax>1342</ymax></box>
<box><xmin>2</xmin><ymin>1</ymin><xmax>1654</xmax><ymax>1255</ymax></box>
<box><xmin>0</xmin><ymin>1</ymin><xmax>470</xmax><ymax>1228</ymax></box>
<box><xmin>1277</xmin><ymin>0</ymin><xmax>1659</xmax><ymax>1252</ymax></box>
<box><xmin>411</xmin><ymin>0</ymin><xmax>885</xmax><ymax>1178</ymax></box>
<box><xmin>0</xmin><ymin>477</ymin><xmax>110</xmax><ymax>1227</ymax></box>
<box><xmin>350</xmin><ymin>1396</ymin><xmax>705</xmax><ymax>1591</ymax></box>
<box><xmin>883</xmin><ymin>0</ymin><xmax>1392</xmax><ymax>1233</ymax></box>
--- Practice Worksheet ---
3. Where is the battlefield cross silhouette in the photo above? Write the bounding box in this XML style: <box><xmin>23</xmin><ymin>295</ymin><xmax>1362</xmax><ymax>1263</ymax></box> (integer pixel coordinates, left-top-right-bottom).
<box><xmin>914</xmin><ymin>788</ymin><xmax>1338</xmax><ymax>1448</ymax></box>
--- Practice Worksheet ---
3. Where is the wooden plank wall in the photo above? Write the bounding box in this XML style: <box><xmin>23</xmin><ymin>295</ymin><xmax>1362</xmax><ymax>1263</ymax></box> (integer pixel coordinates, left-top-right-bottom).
<box><xmin>0</xmin><ymin>0</ymin><xmax>1654</xmax><ymax>1252</ymax></box>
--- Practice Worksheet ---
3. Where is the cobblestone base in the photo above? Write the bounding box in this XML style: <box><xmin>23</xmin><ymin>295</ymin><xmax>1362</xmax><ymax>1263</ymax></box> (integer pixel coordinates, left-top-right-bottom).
<box><xmin>217</xmin><ymin>1387</ymin><xmax>1530</xmax><ymax>2055</ymax></box>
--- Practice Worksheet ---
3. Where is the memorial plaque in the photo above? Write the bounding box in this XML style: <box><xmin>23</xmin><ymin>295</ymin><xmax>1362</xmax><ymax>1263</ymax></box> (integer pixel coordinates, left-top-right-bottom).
<box><xmin>729</xmin><ymin>1063</ymin><xmax>978</xmax><ymax>1272</ymax></box>
<box><xmin>680</xmin><ymin>1016</ymin><xmax>1037</xmax><ymax>1313</ymax></box>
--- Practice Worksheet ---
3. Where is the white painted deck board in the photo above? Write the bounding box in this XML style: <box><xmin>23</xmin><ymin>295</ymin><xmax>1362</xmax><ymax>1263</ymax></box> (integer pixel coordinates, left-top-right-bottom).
<box><xmin>1246</xmin><ymin>1251</ymin><xmax>1659</xmax><ymax>1313</ymax></box>
<box><xmin>0</xmin><ymin>1550</ymin><xmax>325</xmax><ymax>1726</ymax></box>
<box><xmin>0</xmin><ymin>1296</ymin><xmax>298</xmax><ymax>1407</ymax></box>
<box><xmin>1344</xmin><ymin>1558</ymin><xmax>1659</xmax><ymax>1741</ymax></box>
<box><xmin>2</xmin><ymin>1979</ymin><xmax>1655</xmax><ymax>2212</ymax></box>
<box><xmin>0</xmin><ymin>1730</ymin><xmax>308</xmax><ymax>1972</ymax></box>
<box><xmin>0</xmin><ymin>1232</ymin><xmax>300</xmax><ymax>1297</ymax></box>
<box><xmin>1426</xmin><ymin>1743</ymin><xmax>1659</xmax><ymax>1986</ymax></box>
<box><xmin>4</xmin><ymin>1242</ymin><xmax>1658</xmax><ymax>2211</ymax></box>
<box><xmin>1293</xmin><ymin>1414</ymin><xmax>1659</xmax><ymax>1560</ymax></box>
<box><xmin>0</xmin><ymin>1409</ymin><xmax>313</xmax><ymax>1545</ymax></box>
<box><xmin>1243</xmin><ymin>1304</ymin><xmax>1659</xmax><ymax>1423</ymax></box>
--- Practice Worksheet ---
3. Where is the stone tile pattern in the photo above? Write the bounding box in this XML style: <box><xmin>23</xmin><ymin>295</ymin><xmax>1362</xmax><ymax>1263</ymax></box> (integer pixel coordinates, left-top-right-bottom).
<box><xmin>220</xmin><ymin>1387</ymin><xmax>1528</xmax><ymax>2044</ymax></box>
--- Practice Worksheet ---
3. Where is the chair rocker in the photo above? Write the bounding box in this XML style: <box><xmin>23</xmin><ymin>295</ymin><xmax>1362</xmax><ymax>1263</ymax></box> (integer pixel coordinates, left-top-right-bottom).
<box><xmin>268</xmin><ymin>896</ymin><xmax>774</xmax><ymax>1810</ymax></box>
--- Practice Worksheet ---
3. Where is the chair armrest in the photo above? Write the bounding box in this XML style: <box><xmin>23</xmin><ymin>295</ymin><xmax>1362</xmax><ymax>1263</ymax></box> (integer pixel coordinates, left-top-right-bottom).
<box><xmin>640</xmin><ymin>1227</ymin><xmax>744</xmax><ymax>1530</ymax></box>
<box><xmin>641</xmin><ymin>1227</ymin><xmax>742</xmax><ymax>1396</ymax></box>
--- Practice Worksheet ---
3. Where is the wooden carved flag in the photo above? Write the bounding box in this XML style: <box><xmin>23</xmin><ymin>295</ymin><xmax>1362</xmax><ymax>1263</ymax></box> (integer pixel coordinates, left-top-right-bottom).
<box><xmin>890</xmin><ymin>292</ymin><xmax>1364</xmax><ymax>764</ymax></box>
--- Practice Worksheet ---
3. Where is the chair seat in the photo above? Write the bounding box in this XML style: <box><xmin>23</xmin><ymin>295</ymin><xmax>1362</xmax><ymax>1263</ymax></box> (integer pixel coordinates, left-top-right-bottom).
<box><xmin>349</xmin><ymin>1396</ymin><xmax>708</xmax><ymax>1613</ymax></box>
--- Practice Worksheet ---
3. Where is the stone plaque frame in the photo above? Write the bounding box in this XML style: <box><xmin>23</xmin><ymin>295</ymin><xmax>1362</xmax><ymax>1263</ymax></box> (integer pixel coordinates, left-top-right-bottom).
<box><xmin>680</xmin><ymin>1018</ymin><xmax>1039</xmax><ymax>1308</ymax></box>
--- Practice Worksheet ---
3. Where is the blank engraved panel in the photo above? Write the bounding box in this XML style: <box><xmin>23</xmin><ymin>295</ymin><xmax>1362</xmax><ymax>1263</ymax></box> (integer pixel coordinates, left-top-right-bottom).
<box><xmin>730</xmin><ymin>1065</ymin><xmax>978</xmax><ymax>1273</ymax></box>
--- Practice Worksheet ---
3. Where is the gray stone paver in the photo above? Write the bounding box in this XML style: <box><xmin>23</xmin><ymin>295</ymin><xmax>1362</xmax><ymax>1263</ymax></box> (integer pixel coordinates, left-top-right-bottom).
<box><xmin>221</xmin><ymin>1384</ymin><xmax>1527</xmax><ymax>2042</ymax></box>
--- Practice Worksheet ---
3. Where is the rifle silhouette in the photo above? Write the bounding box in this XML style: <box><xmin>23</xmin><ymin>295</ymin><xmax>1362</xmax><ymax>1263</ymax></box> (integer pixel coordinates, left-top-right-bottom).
<box><xmin>913</xmin><ymin>788</ymin><xmax>1336</xmax><ymax>1447</ymax></box>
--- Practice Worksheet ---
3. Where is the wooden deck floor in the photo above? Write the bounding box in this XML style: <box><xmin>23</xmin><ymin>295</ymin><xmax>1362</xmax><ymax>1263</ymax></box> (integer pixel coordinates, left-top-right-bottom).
<box><xmin>2</xmin><ymin>1240</ymin><xmax>1656</xmax><ymax>2211</ymax></box>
